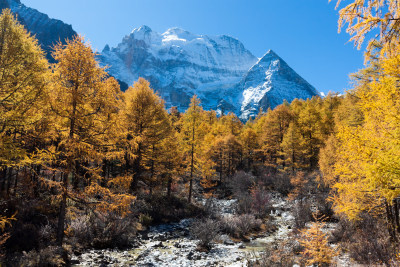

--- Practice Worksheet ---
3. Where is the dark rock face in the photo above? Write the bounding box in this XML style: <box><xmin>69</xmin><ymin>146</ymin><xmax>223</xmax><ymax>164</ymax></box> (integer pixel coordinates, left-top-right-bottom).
<box><xmin>1</xmin><ymin>0</ymin><xmax>77</xmax><ymax>60</ymax></box>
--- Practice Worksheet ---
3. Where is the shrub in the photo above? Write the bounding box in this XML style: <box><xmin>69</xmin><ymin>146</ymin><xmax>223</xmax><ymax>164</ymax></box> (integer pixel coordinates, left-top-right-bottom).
<box><xmin>236</xmin><ymin>193</ymin><xmax>253</xmax><ymax>215</ymax></box>
<box><xmin>68</xmin><ymin>215</ymin><xmax>92</xmax><ymax>247</ymax></box>
<box><xmin>18</xmin><ymin>246</ymin><xmax>66</xmax><ymax>267</ymax></box>
<box><xmin>293</xmin><ymin>200</ymin><xmax>313</xmax><ymax>229</ymax></box>
<box><xmin>255</xmin><ymin>167</ymin><xmax>292</xmax><ymax>195</ymax></box>
<box><xmin>133</xmin><ymin>193</ymin><xmax>204</xmax><ymax>224</ymax></box>
<box><xmin>190</xmin><ymin>218</ymin><xmax>220</xmax><ymax>250</ymax></box>
<box><xmin>139</xmin><ymin>213</ymin><xmax>153</xmax><ymax>227</ymax></box>
<box><xmin>220</xmin><ymin>214</ymin><xmax>262</xmax><ymax>238</ymax></box>
<box><xmin>253</xmin><ymin>239</ymin><xmax>297</xmax><ymax>267</ymax></box>
<box><xmin>67</xmin><ymin>212</ymin><xmax>137</xmax><ymax>249</ymax></box>
<box><xmin>228</xmin><ymin>171</ymin><xmax>255</xmax><ymax>198</ymax></box>
<box><xmin>250</xmin><ymin>184</ymin><xmax>270</xmax><ymax>217</ymax></box>
<box><xmin>332</xmin><ymin>214</ymin><xmax>398</xmax><ymax>265</ymax></box>
<box><xmin>90</xmin><ymin>212</ymin><xmax>137</xmax><ymax>249</ymax></box>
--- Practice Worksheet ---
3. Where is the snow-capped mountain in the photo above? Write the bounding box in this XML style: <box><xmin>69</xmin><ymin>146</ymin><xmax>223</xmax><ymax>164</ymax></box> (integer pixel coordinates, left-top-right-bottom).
<box><xmin>0</xmin><ymin>0</ymin><xmax>76</xmax><ymax>60</ymax></box>
<box><xmin>1</xmin><ymin>0</ymin><xmax>319</xmax><ymax>119</ymax></box>
<box><xmin>100</xmin><ymin>25</ymin><xmax>258</xmax><ymax>111</ymax></box>
<box><xmin>235</xmin><ymin>50</ymin><xmax>319</xmax><ymax>119</ymax></box>
<box><xmin>101</xmin><ymin>26</ymin><xmax>318</xmax><ymax>119</ymax></box>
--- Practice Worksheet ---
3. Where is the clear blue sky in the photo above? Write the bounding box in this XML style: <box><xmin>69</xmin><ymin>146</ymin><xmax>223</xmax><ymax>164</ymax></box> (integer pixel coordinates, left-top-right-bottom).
<box><xmin>24</xmin><ymin>0</ymin><xmax>364</xmax><ymax>94</ymax></box>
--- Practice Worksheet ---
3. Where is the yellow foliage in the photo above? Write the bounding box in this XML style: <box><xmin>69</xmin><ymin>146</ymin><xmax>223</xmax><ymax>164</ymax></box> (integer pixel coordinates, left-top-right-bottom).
<box><xmin>0</xmin><ymin>9</ymin><xmax>50</xmax><ymax>168</ymax></box>
<box><xmin>331</xmin><ymin>47</ymin><xmax>400</xmax><ymax>220</ymax></box>
<box><xmin>288</xmin><ymin>171</ymin><xmax>307</xmax><ymax>201</ymax></box>
<box><xmin>0</xmin><ymin>213</ymin><xmax>16</xmax><ymax>232</ymax></box>
<box><xmin>331</xmin><ymin>0</ymin><xmax>400</xmax><ymax>55</ymax></box>
<box><xmin>298</xmin><ymin>215</ymin><xmax>339</xmax><ymax>266</ymax></box>
<box><xmin>85</xmin><ymin>183</ymin><xmax>135</xmax><ymax>217</ymax></box>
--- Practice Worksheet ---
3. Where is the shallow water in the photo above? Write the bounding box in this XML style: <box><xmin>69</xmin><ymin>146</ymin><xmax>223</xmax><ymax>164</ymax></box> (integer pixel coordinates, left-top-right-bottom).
<box><xmin>72</xmin><ymin>195</ymin><xmax>294</xmax><ymax>267</ymax></box>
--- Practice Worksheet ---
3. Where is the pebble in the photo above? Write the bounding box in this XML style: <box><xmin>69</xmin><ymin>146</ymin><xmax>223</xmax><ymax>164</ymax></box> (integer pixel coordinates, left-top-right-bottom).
<box><xmin>72</xmin><ymin>195</ymin><xmax>295</xmax><ymax>267</ymax></box>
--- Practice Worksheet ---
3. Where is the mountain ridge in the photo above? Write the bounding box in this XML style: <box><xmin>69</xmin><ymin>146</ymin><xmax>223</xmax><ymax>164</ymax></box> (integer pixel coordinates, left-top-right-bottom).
<box><xmin>1</xmin><ymin>0</ymin><xmax>77</xmax><ymax>60</ymax></box>
<box><xmin>1</xmin><ymin>2</ymin><xmax>319</xmax><ymax>119</ymax></box>
<box><xmin>101</xmin><ymin>25</ymin><xmax>318</xmax><ymax>119</ymax></box>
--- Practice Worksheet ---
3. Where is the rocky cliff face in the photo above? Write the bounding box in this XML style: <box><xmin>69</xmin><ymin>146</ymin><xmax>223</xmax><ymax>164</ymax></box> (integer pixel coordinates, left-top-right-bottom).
<box><xmin>1</xmin><ymin>0</ymin><xmax>76</xmax><ymax>60</ymax></box>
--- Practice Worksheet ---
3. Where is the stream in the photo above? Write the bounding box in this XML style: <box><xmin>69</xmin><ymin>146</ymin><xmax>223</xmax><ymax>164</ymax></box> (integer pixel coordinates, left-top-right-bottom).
<box><xmin>72</xmin><ymin>194</ymin><xmax>294</xmax><ymax>267</ymax></box>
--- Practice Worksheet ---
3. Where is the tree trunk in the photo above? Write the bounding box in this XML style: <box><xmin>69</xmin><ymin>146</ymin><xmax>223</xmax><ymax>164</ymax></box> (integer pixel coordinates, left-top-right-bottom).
<box><xmin>385</xmin><ymin>200</ymin><xmax>397</xmax><ymax>242</ymax></box>
<box><xmin>167</xmin><ymin>176</ymin><xmax>172</xmax><ymax>197</ymax></box>
<box><xmin>188</xmin><ymin>179</ymin><xmax>193</xmax><ymax>203</ymax></box>
<box><xmin>13</xmin><ymin>168</ymin><xmax>18</xmax><ymax>196</ymax></box>
<box><xmin>57</xmin><ymin>172</ymin><xmax>68</xmax><ymax>246</ymax></box>
<box><xmin>6</xmin><ymin>167</ymin><xmax>12</xmax><ymax>196</ymax></box>
<box><xmin>395</xmin><ymin>199</ymin><xmax>400</xmax><ymax>235</ymax></box>
<box><xmin>1</xmin><ymin>167</ymin><xmax>7</xmax><ymax>192</ymax></box>
<box><xmin>188</xmin><ymin>140</ymin><xmax>194</xmax><ymax>203</ymax></box>
<box><xmin>130</xmin><ymin>144</ymin><xmax>142</xmax><ymax>192</ymax></box>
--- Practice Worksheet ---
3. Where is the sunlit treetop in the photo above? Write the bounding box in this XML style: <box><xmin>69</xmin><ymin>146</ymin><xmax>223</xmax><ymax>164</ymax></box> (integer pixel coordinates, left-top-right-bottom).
<box><xmin>332</xmin><ymin>0</ymin><xmax>400</xmax><ymax>56</ymax></box>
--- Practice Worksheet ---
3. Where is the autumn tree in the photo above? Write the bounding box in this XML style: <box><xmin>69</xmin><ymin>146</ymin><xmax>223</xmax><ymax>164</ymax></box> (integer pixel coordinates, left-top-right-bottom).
<box><xmin>258</xmin><ymin>103</ymin><xmax>293</xmax><ymax>169</ymax></box>
<box><xmin>326</xmin><ymin>47</ymin><xmax>400</xmax><ymax>243</ymax></box>
<box><xmin>296</xmin><ymin>97</ymin><xmax>323</xmax><ymax>170</ymax></box>
<box><xmin>159</xmin><ymin>132</ymin><xmax>183</xmax><ymax>197</ymax></box>
<box><xmin>298</xmin><ymin>215</ymin><xmax>339</xmax><ymax>266</ymax></box>
<box><xmin>119</xmin><ymin>78</ymin><xmax>171</xmax><ymax>193</ymax></box>
<box><xmin>206</xmin><ymin>134</ymin><xmax>242</xmax><ymax>187</ymax></box>
<box><xmin>280</xmin><ymin>122</ymin><xmax>304</xmax><ymax>173</ymax></box>
<box><xmin>180</xmin><ymin>95</ymin><xmax>207</xmax><ymax>203</ymax></box>
<box><xmin>331</xmin><ymin>0</ymin><xmax>400</xmax><ymax>55</ymax></box>
<box><xmin>0</xmin><ymin>9</ymin><xmax>49</xmax><ymax>185</ymax></box>
<box><xmin>240</xmin><ymin>126</ymin><xmax>258</xmax><ymax>171</ymax></box>
<box><xmin>49</xmin><ymin>35</ymin><xmax>133</xmax><ymax>245</ymax></box>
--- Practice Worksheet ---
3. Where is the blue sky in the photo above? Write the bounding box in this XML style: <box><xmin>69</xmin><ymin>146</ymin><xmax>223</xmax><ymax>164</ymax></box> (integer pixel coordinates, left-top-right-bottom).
<box><xmin>24</xmin><ymin>0</ymin><xmax>364</xmax><ymax>94</ymax></box>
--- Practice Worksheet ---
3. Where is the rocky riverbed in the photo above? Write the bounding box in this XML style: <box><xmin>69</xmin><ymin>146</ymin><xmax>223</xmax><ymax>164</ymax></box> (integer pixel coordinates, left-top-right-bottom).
<box><xmin>71</xmin><ymin>193</ymin><xmax>294</xmax><ymax>267</ymax></box>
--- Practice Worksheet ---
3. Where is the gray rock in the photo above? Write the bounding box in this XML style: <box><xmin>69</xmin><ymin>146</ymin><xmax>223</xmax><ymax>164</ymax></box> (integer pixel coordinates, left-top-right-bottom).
<box><xmin>187</xmin><ymin>251</ymin><xmax>194</xmax><ymax>260</ymax></box>
<box><xmin>219</xmin><ymin>234</ymin><xmax>235</xmax><ymax>245</ymax></box>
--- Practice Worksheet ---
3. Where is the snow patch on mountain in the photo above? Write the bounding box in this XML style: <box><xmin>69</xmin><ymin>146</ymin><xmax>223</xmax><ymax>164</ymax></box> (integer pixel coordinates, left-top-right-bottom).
<box><xmin>100</xmin><ymin>25</ymin><xmax>258</xmax><ymax>112</ymax></box>
<box><xmin>236</xmin><ymin>50</ymin><xmax>319</xmax><ymax>119</ymax></box>
<box><xmin>100</xmin><ymin>26</ymin><xmax>318</xmax><ymax>119</ymax></box>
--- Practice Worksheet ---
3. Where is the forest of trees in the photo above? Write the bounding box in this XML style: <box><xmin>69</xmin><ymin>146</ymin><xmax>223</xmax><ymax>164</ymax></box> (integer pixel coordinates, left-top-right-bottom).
<box><xmin>1</xmin><ymin>0</ymin><xmax>400</xmax><ymax>265</ymax></box>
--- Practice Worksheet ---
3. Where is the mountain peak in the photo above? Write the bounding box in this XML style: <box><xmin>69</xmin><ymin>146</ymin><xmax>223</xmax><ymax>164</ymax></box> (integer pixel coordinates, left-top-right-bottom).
<box><xmin>102</xmin><ymin>44</ymin><xmax>110</xmax><ymax>53</ymax></box>
<box><xmin>259</xmin><ymin>49</ymin><xmax>281</xmax><ymax>62</ymax></box>
<box><xmin>131</xmin><ymin>25</ymin><xmax>152</xmax><ymax>34</ymax></box>
<box><xmin>125</xmin><ymin>25</ymin><xmax>158</xmax><ymax>44</ymax></box>
<box><xmin>165</xmin><ymin>27</ymin><xmax>189</xmax><ymax>34</ymax></box>
<box><xmin>266</xmin><ymin>49</ymin><xmax>276</xmax><ymax>55</ymax></box>
<box><xmin>162</xmin><ymin>27</ymin><xmax>197</xmax><ymax>42</ymax></box>
<box><xmin>239</xmin><ymin>50</ymin><xmax>318</xmax><ymax>119</ymax></box>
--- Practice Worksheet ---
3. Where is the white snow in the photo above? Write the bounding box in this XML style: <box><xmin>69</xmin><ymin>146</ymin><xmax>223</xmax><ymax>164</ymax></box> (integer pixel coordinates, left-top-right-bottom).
<box><xmin>100</xmin><ymin>26</ymin><xmax>318</xmax><ymax>120</ymax></box>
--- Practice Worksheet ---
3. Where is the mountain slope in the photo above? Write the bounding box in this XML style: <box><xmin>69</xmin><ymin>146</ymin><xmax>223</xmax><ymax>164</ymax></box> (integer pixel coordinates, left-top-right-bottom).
<box><xmin>0</xmin><ymin>1</ymin><xmax>318</xmax><ymax>119</ymax></box>
<box><xmin>100</xmin><ymin>25</ymin><xmax>258</xmax><ymax>111</ymax></box>
<box><xmin>235</xmin><ymin>50</ymin><xmax>319</xmax><ymax>119</ymax></box>
<box><xmin>101</xmin><ymin>26</ymin><xmax>318</xmax><ymax>119</ymax></box>
<box><xmin>1</xmin><ymin>0</ymin><xmax>76</xmax><ymax>59</ymax></box>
